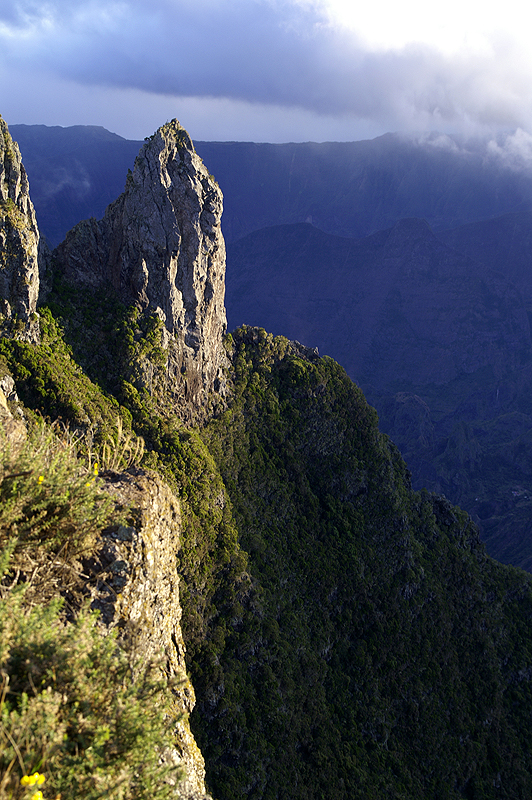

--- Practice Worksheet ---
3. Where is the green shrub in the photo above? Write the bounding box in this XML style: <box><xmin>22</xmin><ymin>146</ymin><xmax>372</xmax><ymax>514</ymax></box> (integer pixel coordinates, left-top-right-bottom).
<box><xmin>0</xmin><ymin>419</ymin><xmax>181</xmax><ymax>799</ymax></box>
<box><xmin>0</xmin><ymin>566</ymin><xmax>181</xmax><ymax>800</ymax></box>
<box><xmin>0</xmin><ymin>420</ymin><xmax>112</xmax><ymax>559</ymax></box>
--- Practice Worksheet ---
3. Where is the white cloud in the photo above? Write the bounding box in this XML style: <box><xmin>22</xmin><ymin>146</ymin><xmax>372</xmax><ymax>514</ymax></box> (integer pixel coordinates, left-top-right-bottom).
<box><xmin>486</xmin><ymin>129</ymin><xmax>532</xmax><ymax>171</ymax></box>
<box><xmin>321</xmin><ymin>0</ymin><xmax>521</xmax><ymax>57</ymax></box>
<box><xmin>1</xmin><ymin>0</ymin><xmax>532</xmax><ymax>141</ymax></box>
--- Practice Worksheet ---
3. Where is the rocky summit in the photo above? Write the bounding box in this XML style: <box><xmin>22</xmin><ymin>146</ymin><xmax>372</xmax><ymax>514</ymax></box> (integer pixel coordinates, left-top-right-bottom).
<box><xmin>53</xmin><ymin>120</ymin><xmax>228</xmax><ymax>413</ymax></box>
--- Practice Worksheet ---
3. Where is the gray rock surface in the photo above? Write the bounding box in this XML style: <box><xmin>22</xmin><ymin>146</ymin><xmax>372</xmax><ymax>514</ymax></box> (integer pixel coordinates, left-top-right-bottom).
<box><xmin>88</xmin><ymin>468</ymin><xmax>212</xmax><ymax>800</ymax></box>
<box><xmin>0</xmin><ymin>116</ymin><xmax>40</xmax><ymax>341</ymax></box>
<box><xmin>54</xmin><ymin>120</ymin><xmax>228</xmax><ymax>412</ymax></box>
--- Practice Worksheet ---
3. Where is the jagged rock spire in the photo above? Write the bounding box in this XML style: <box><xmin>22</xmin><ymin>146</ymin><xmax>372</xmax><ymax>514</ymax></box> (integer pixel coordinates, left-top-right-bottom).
<box><xmin>54</xmin><ymin>120</ymin><xmax>228</xmax><ymax>412</ymax></box>
<box><xmin>0</xmin><ymin>115</ymin><xmax>40</xmax><ymax>342</ymax></box>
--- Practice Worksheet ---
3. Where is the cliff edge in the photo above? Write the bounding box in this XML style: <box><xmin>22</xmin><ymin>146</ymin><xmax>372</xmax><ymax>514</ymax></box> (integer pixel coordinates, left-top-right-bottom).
<box><xmin>92</xmin><ymin>469</ymin><xmax>212</xmax><ymax>800</ymax></box>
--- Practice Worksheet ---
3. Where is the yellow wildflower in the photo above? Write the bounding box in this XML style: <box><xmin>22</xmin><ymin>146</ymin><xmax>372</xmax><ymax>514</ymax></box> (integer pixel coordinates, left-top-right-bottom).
<box><xmin>20</xmin><ymin>772</ymin><xmax>45</xmax><ymax>786</ymax></box>
<box><xmin>37</xmin><ymin>475</ymin><xmax>44</xmax><ymax>485</ymax></box>
<box><xmin>85</xmin><ymin>462</ymin><xmax>99</xmax><ymax>487</ymax></box>
<box><xmin>31</xmin><ymin>792</ymin><xmax>44</xmax><ymax>800</ymax></box>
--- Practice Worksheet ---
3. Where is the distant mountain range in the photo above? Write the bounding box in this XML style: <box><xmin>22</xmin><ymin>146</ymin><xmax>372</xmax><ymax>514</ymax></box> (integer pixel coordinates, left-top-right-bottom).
<box><xmin>10</xmin><ymin>123</ymin><xmax>532</xmax><ymax>571</ymax></box>
<box><xmin>10</xmin><ymin>124</ymin><xmax>142</xmax><ymax>246</ymax></box>
<box><xmin>11</xmin><ymin>125</ymin><xmax>532</xmax><ymax>247</ymax></box>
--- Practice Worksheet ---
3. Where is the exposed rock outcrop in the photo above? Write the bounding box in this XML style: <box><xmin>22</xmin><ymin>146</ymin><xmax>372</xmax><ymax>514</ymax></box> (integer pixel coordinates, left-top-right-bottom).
<box><xmin>0</xmin><ymin>116</ymin><xmax>41</xmax><ymax>342</ymax></box>
<box><xmin>54</xmin><ymin>120</ymin><xmax>228</xmax><ymax>414</ymax></box>
<box><xmin>88</xmin><ymin>469</ymin><xmax>212</xmax><ymax>800</ymax></box>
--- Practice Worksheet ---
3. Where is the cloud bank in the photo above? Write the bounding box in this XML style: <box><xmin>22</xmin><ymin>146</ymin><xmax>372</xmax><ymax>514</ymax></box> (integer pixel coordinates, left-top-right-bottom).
<box><xmin>1</xmin><ymin>0</ymin><xmax>532</xmax><ymax>141</ymax></box>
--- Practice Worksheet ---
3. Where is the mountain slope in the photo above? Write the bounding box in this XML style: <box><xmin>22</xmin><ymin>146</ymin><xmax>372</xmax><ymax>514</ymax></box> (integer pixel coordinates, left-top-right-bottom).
<box><xmin>6</xmin><ymin>306</ymin><xmax>532</xmax><ymax>799</ymax></box>
<box><xmin>191</xmin><ymin>326</ymin><xmax>532</xmax><ymax>800</ymax></box>
<box><xmin>438</xmin><ymin>210</ymin><xmax>532</xmax><ymax>304</ymax></box>
<box><xmin>226</xmin><ymin>219</ymin><xmax>530</xmax><ymax>389</ymax></box>
<box><xmin>4</xmin><ymin>118</ymin><xmax>532</xmax><ymax>799</ymax></box>
<box><xmin>224</xmin><ymin>217</ymin><xmax>532</xmax><ymax>572</ymax></box>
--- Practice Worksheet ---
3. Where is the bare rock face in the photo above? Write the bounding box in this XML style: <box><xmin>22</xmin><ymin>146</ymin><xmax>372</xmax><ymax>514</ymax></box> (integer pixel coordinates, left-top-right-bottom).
<box><xmin>88</xmin><ymin>469</ymin><xmax>212</xmax><ymax>800</ymax></box>
<box><xmin>54</xmin><ymin>120</ymin><xmax>228</xmax><ymax>413</ymax></box>
<box><xmin>0</xmin><ymin>116</ymin><xmax>40</xmax><ymax>342</ymax></box>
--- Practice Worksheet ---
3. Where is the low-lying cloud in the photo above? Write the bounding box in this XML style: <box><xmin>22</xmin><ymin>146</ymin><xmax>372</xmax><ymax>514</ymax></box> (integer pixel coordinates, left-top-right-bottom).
<box><xmin>486</xmin><ymin>129</ymin><xmax>532</xmax><ymax>172</ymax></box>
<box><xmin>2</xmin><ymin>0</ymin><xmax>532</xmax><ymax>140</ymax></box>
<box><xmin>411</xmin><ymin>129</ymin><xmax>532</xmax><ymax>175</ymax></box>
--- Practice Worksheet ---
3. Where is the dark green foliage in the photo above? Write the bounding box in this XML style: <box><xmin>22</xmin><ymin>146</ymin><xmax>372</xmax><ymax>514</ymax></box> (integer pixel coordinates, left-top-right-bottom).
<box><xmin>190</xmin><ymin>326</ymin><xmax>532</xmax><ymax>800</ymax></box>
<box><xmin>0</xmin><ymin>307</ymin><xmax>124</xmax><ymax>435</ymax></box>
<box><xmin>45</xmin><ymin>272</ymin><xmax>166</xmax><ymax>403</ymax></box>
<box><xmin>5</xmin><ymin>298</ymin><xmax>532</xmax><ymax>799</ymax></box>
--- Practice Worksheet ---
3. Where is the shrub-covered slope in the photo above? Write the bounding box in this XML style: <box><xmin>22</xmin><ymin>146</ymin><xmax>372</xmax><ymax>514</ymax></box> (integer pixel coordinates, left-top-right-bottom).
<box><xmin>0</xmin><ymin>409</ymin><xmax>183</xmax><ymax>799</ymax></box>
<box><xmin>5</xmin><ymin>303</ymin><xmax>532</xmax><ymax>799</ymax></box>
<box><xmin>194</xmin><ymin>326</ymin><xmax>532</xmax><ymax>800</ymax></box>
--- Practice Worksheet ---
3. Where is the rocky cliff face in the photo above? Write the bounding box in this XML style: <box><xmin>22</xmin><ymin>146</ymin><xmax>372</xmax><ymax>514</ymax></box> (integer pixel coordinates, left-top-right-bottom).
<box><xmin>0</xmin><ymin>115</ymin><xmax>41</xmax><ymax>342</ymax></box>
<box><xmin>90</xmin><ymin>469</ymin><xmax>211</xmax><ymax>800</ymax></box>
<box><xmin>54</xmin><ymin>120</ymin><xmax>228</xmax><ymax>414</ymax></box>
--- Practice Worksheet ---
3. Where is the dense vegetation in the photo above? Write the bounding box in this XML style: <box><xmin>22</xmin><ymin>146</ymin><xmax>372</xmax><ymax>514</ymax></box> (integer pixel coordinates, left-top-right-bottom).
<box><xmin>0</xmin><ymin>417</ymin><xmax>181</xmax><ymax>799</ymax></box>
<box><xmin>3</xmin><ymin>294</ymin><xmax>532</xmax><ymax>799</ymax></box>
<box><xmin>194</xmin><ymin>327</ymin><xmax>532</xmax><ymax>799</ymax></box>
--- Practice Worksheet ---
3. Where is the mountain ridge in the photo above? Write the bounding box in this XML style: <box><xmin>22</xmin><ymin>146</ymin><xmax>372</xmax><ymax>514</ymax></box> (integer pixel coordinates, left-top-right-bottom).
<box><xmin>11</xmin><ymin>124</ymin><xmax>532</xmax><ymax>246</ymax></box>
<box><xmin>10</xmin><ymin>121</ymin><xmax>532</xmax><ymax>567</ymax></box>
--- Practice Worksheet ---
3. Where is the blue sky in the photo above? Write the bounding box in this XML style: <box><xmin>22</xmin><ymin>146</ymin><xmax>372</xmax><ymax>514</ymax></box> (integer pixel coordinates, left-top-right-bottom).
<box><xmin>1</xmin><ymin>0</ymin><xmax>531</xmax><ymax>143</ymax></box>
